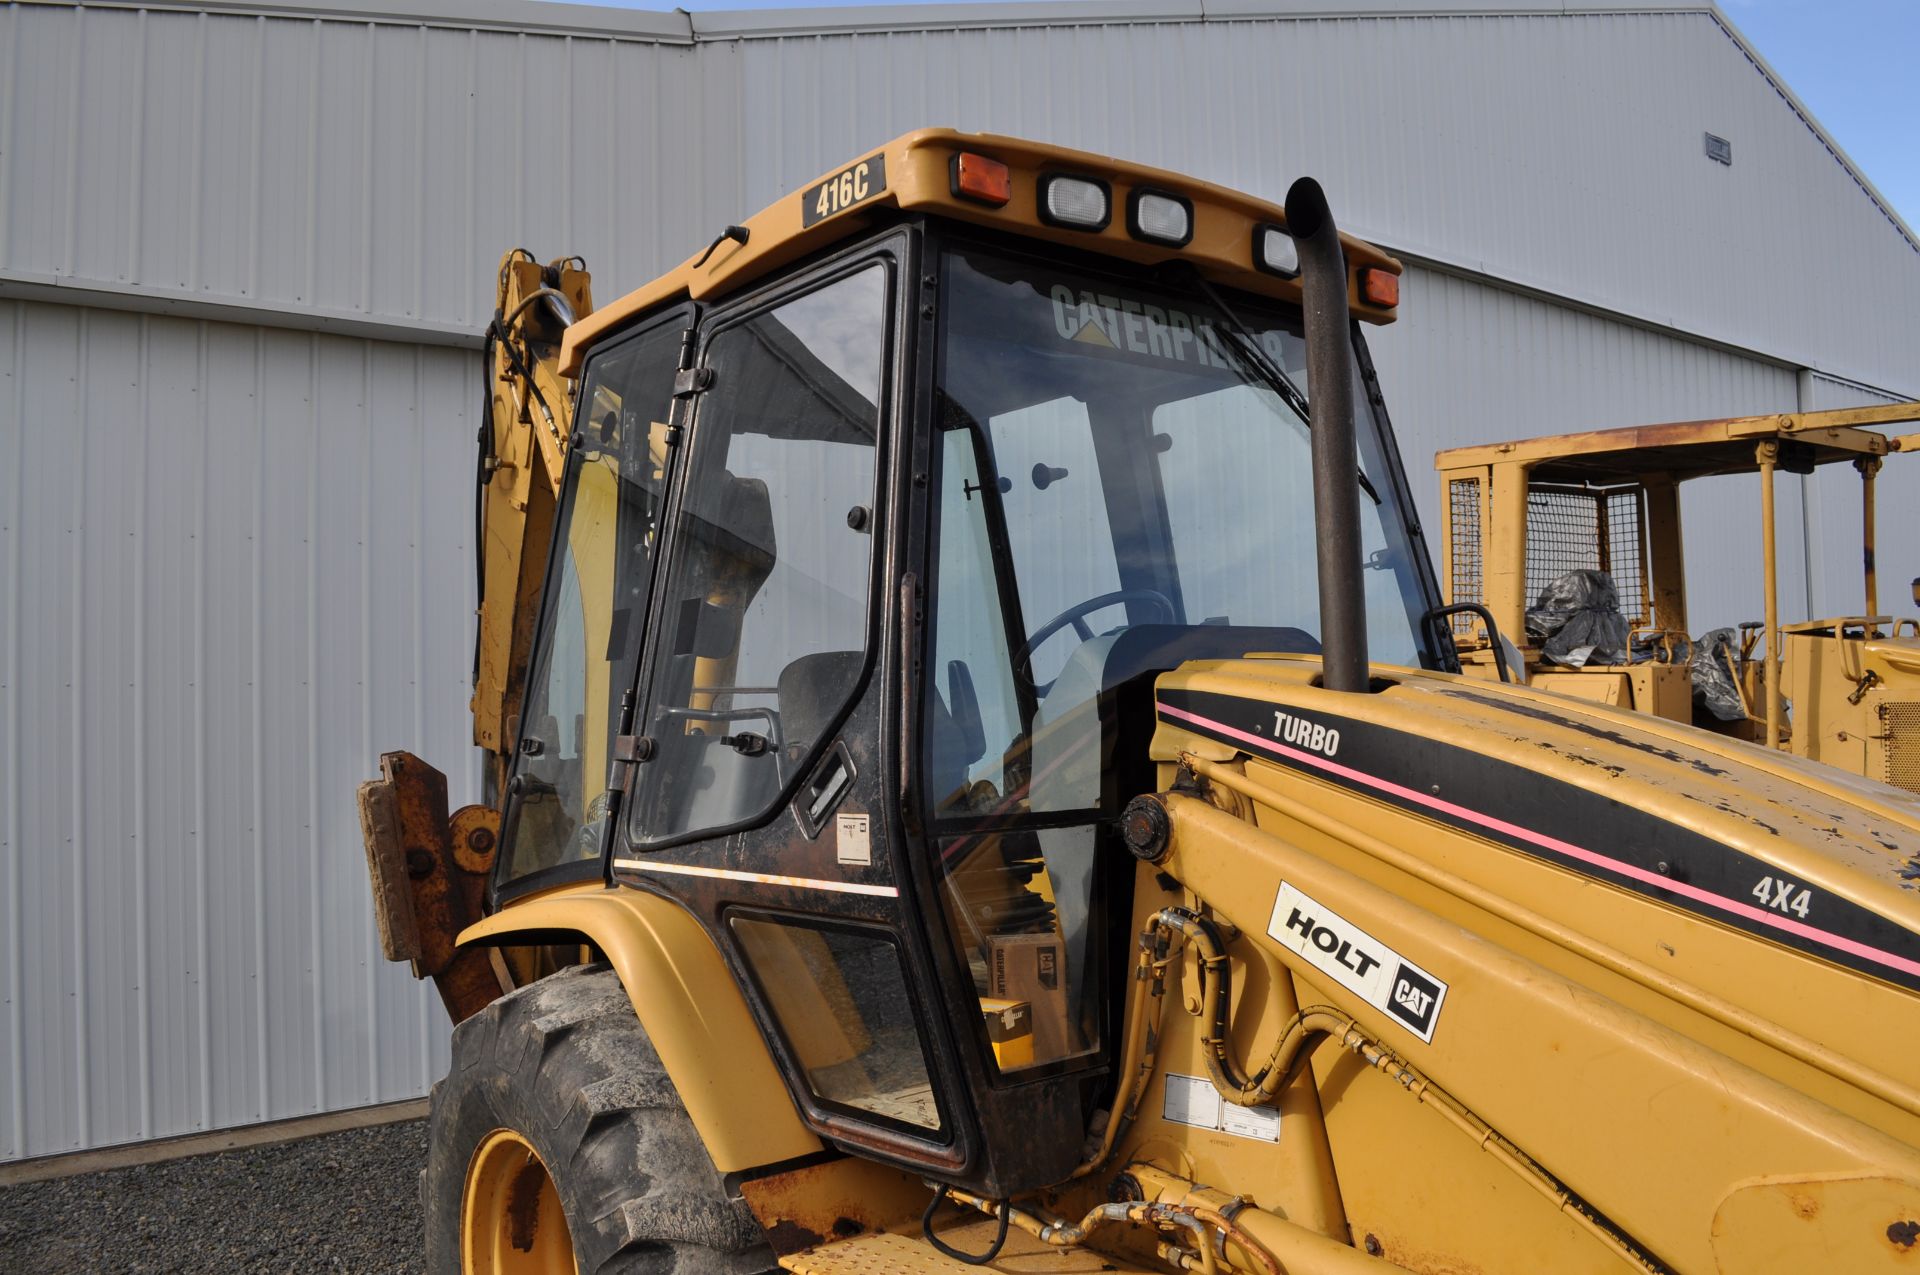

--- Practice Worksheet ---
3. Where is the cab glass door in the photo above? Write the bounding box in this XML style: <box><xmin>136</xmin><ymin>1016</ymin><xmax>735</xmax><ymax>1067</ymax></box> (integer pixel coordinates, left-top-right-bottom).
<box><xmin>494</xmin><ymin>315</ymin><xmax>681</xmax><ymax>892</ymax></box>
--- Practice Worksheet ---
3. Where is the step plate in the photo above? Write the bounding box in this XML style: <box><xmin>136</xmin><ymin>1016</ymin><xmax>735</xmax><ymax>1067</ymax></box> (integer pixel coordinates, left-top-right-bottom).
<box><xmin>779</xmin><ymin>1221</ymin><xmax>1161</xmax><ymax>1274</ymax></box>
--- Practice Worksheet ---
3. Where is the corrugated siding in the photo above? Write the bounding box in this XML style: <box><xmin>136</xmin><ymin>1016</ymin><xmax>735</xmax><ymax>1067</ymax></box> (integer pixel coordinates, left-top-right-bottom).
<box><xmin>1</xmin><ymin>3</ymin><xmax>1916</xmax><ymax>394</ymax></box>
<box><xmin>1801</xmin><ymin>374</ymin><xmax>1919</xmax><ymax>622</ymax></box>
<box><xmin>0</xmin><ymin>297</ymin><xmax>471</xmax><ymax>1159</ymax></box>
<box><xmin>1366</xmin><ymin>265</ymin><xmax>1802</xmax><ymax>631</ymax></box>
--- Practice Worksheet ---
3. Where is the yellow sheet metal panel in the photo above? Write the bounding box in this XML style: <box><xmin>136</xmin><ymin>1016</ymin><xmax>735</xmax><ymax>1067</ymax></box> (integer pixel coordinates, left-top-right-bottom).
<box><xmin>1710</xmin><ymin>1174</ymin><xmax>1920</xmax><ymax>1274</ymax></box>
<box><xmin>560</xmin><ymin>129</ymin><xmax>1403</xmax><ymax>374</ymax></box>
<box><xmin>1148</xmin><ymin>658</ymin><xmax>1920</xmax><ymax>1271</ymax></box>
<box><xmin>458</xmin><ymin>885</ymin><xmax>821</xmax><ymax>1173</ymax></box>
<box><xmin>1164</xmin><ymin>791</ymin><xmax>1920</xmax><ymax>1275</ymax></box>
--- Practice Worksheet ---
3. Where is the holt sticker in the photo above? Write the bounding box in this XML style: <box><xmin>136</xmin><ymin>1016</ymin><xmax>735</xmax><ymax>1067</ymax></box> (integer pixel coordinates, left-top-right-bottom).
<box><xmin>1267</xmin><ymin>881</ymin><xmax>1448</xmax><ymax>1043</ymax></box>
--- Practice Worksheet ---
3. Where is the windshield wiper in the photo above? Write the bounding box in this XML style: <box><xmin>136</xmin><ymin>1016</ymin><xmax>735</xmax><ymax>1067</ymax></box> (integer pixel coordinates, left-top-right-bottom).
<box><xmin>1169</xmin><ymin>265</ymin><xmax>1381</xmax><ymax>506</ymax></box>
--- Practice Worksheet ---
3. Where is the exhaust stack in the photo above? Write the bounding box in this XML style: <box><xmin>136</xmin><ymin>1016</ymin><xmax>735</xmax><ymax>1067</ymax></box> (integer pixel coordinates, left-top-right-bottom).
<box><xmin>1285</xmin><ymin>177</ymin><xmax>1369</xmax><ymax>694</ymax></box>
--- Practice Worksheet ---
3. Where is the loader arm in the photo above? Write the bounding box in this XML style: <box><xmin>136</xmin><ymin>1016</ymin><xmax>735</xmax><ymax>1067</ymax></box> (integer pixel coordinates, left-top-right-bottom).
<box><xmin>471</xmin><ymin>250</ymin><xmax>594</xmax><ymax>784</ymax></box>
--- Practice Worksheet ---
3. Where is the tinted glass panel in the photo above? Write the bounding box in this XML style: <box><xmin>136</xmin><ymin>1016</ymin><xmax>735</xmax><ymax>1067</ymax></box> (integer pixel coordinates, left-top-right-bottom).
<box><xmin>500</xmin><ymin>323</ymin><xmax>677</xmax><ymax>882</ymax></box>
<box><xmin>630</xmin><ymin>265</ymin><xmax>887</xmax><ymax>844</ymax></box>
<box><xmin>922</xmin><ymin>243</ymin><xmax>1436</xmax><ymax>1073</ymax></box>
<box><xmin>732</xmin><ymin>918</ymin><xmax>939</xmax><ymax>1131</ymax></box>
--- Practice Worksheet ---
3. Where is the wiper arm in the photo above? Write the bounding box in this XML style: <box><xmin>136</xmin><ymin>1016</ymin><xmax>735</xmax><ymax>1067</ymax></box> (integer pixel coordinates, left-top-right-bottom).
<box><xmin>1175</xmin><ymin>266</ymin><xmax>1382</xmax><ymax>507</ymax></box>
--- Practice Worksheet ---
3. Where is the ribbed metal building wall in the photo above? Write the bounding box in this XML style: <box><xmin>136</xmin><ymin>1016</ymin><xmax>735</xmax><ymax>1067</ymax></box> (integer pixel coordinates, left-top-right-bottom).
<box><xmin>2</xmin><ymin>0</ymin><xmax>1916</xmax><ymax>1160</ymax></box>
<box><xmin>4</xmin><ymin>1</ymin><xmax>1916</xmax><ymax>388</ymax></box>
<box><xmin>1802</xmin><ymin>374</ymin><xmax>1919</xmax><ymax>623</ymax></box>
<box><xmin>1</xmin><ymin>297</ymin><xmax>476</xmax><ymax>1157</ymax></box>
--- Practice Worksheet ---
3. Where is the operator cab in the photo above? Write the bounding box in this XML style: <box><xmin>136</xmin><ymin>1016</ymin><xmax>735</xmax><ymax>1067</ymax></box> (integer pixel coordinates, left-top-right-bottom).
<box><xmin>490</xmin><ymin>132</ymin><xmax>1444</xmax><ymax>1195</ymax></box>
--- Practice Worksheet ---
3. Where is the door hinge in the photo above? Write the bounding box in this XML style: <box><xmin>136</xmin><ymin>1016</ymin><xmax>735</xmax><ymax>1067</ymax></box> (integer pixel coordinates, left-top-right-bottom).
<box><xmin>607</xmin><ymin>733</ymin><xmax>655</xmax><ymax>789</ymax></box>
<box><xmin>674</xmin><ymin>366</ymin><xmax>714</xmax><ymax>398</ymax></box>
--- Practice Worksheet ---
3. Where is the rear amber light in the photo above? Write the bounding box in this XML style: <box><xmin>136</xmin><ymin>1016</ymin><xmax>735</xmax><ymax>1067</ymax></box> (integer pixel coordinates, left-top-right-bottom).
<box><xmin>952</xmin><ymin>152</ymin><xmax>1012</xmax><ymax>206</ymax></box>
<box><xmin>1360</xmin><ymin>268</ymin><xmax>1400</xmax><ymax>307</ymax></box>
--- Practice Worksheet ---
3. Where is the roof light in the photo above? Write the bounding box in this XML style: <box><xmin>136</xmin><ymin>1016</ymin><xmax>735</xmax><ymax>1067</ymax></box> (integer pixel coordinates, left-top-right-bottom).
<box><xmin>1254</xmin><ymin>224</ymin><xmax>1298</xmax><ymax>278</ymax></box>
<box><xmin>1360</xmin><ymin>267</ymin><xmax>1400</xmax><ymax>307</ymax></box>
<box><xmin>1039</xmin><ymin>175</ymin><xmax>1110</xmax><ymax>231</ymax></box>
<box><xmin>1128</xmin><ymin>189</ymin><xmax>1192</xmax><ymax>246</ymax></box>
<box><xmin>951</xmin><ymin>152</ymin><xmax>1011</xmax><ymax>206</ymax></box>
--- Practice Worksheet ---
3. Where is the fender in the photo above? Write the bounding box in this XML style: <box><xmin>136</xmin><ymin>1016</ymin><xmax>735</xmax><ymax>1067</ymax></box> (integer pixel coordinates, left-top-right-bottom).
<box><xmin>458</xmin><ymin>883</ymin><xmax>822</xmax><ymax>1173</ymax></box>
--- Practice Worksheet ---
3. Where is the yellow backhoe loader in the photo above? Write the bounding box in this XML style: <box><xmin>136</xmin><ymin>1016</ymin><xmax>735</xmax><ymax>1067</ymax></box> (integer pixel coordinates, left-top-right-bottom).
<box><xmin>1436</xmin><ymin>407</ymin><xmax>1920</xmax><ymax>790</ymax></box>
<box><xmin>359</xmin><ymin>130</ymin><xmax>1920</xmax><ymax>1275</ymax></box>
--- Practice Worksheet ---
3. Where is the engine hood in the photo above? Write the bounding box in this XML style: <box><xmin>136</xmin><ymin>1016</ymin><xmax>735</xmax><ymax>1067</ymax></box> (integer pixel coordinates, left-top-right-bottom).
<box><xmin>1150</xmin><ymin>655</ymin><xmax>1920</xmax><ymax>1004</ymax></box>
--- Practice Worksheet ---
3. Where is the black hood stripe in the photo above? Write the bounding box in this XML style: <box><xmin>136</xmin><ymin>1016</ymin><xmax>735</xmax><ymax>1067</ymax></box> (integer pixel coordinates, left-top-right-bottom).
<box><xmin>1158</xmin><ymin>694</ymin><xmax>1920</xmax><ymax>991</ymax></box>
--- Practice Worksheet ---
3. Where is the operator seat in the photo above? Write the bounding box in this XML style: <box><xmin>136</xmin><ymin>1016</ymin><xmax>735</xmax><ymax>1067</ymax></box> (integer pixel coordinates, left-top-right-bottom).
<box><xmin>776</xmin><ymin>650</ymin><xmax>865</xmax><ymax>755</ymax></box>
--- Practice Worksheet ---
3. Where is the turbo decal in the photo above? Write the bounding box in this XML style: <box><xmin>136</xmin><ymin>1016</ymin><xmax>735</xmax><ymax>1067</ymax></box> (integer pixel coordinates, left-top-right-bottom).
<box><xmin>1157</xmin><ymin>688</ymin><xmax>1920</xmax><ymax>995</ymax></box>
<box><xmin>1271</xmin><ymin>708</ymin><xmax>1340</xmax><ymax>756</ymax></box>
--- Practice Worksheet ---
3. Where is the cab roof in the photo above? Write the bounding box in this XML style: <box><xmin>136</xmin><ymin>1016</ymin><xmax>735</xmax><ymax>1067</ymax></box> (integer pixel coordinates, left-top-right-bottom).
<box><xmin>1435</xmin><ymin>403</ymin><xmax>1920</xmax><ymax>486</ymax></box>
<box><xmin>559</xmin><ymin>127</ymin><xmax>1401</xmax><ymax>375</ymax></box>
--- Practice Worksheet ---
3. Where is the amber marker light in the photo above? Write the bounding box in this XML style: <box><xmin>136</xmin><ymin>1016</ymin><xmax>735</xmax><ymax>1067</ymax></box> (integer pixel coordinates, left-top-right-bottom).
<box><xmin>951</xmin><ymin>152</ymin><xmax>1013</xmax><ymax>206</ymax></box>
<box><xmin>1360</xmin><ymin>267</ymin><xmax>1400</xmax><ymax>307</ymax></box>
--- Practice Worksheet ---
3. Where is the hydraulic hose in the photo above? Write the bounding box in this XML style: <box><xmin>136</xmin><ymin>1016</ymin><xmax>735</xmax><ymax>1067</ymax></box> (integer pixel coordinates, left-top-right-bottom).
<box><xmin>1147</xmin><ymin>906</ymin><xmax>1326</xmax><ymax>1107</ymax></box>
<box><xmin>935</xmin><ymin>1188</ymin><xmax>1269</xmax><ymax>1275</ymax></box>
<box><xmin>1070</xmin><ymin>919</ymin><xmax>1168</xmax><ymax>1177</ymax></box>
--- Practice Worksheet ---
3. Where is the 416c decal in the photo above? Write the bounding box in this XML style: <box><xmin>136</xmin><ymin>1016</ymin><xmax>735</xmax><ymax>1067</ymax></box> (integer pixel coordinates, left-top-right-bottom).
<box><xmin>802</xmin><ymin>154</ymin><xmax>887</xmax><ymax>227</ymax></box>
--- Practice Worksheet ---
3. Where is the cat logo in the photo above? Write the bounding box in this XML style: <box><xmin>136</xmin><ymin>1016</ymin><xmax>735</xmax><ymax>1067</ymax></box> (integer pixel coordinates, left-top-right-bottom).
<box><xmin>1268</xmin><ymin>881</ymin><xmax>1449</xmax><ymax>1044</ymax></box>
<box><xmin>1069</xmin><ymin>319</ymin><xmax>1116</xmax><ymax>348</ymax></box>
<box><xmin>1387</xmin><ymin>964</ymin><xmax>1444</xmax><ymax>1038</ymax></box>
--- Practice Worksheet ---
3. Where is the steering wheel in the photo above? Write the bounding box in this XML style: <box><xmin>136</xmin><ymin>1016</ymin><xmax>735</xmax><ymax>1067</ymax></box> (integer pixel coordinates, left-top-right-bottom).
<box><xmin>1014</xmin><ymin>589</ymin><xmax>1176</xmax><ymax>696</ymax></box>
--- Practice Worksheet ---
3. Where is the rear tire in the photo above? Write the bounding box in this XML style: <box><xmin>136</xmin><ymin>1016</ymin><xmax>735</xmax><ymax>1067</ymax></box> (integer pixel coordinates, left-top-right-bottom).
<box><xmin>425</xmin><ymin>963</ymin><xmax>777</xmax><ymax>1274</ymax></box>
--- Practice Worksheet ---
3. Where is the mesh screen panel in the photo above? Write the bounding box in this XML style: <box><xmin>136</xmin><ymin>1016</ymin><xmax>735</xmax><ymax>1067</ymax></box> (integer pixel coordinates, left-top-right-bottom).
<box><xmin>1448</xmin><ymin>478</ymin><xmax>1483</xmax><ymax>635</ymax></box>
<box><xmin>1524</xmin><ymin>484</ymin><xmax>1650</xmax><ymax>625</ymax></box>
<box><xmin>1879</xmin><ymin>703</ymin><xmax>1920</xmax><ymax>794</ymax></box>
<box><xmin>1605</xmin><ymin>487</ymin><xmax>1649</xmax><ymax>625</ymax></box>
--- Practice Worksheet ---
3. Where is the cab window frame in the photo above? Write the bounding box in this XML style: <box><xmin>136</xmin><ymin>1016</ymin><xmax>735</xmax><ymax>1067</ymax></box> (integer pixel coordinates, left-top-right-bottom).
<box><xmin>723</xmin><ymin>906</ymin><xmax>954</xmax><ymax>1140</ymax></box>
<box><xmin>618</xmin><ymin>234</ymin><xmax>908</xmax><ymax>857</ymax></box>
<box><xmin>491</xmin><ymin>303</ymin><xmax>695</xmax><ymax>908</ymax></box>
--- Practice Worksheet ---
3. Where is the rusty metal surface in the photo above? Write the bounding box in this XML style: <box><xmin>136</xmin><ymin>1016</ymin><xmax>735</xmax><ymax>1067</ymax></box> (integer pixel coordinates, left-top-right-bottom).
<box><xmin>358</xmin><ymin>752</ymin><xmax>502</xmax><ymax>1022</ymax></box>
<box><xmin>1710</xmin><ymin>1174</ymin><xmax>1920</xmax><ymax>1273</ymax></box>
<box><xmin>356</xmin><ymin>779</ymin><xmax>421</xmax><ymax>965</ymax></box>
<box><xmin>1435</xmin><ymin>402</ymin><xmax>1920</xmax><ymax>485</ymax></box>
<box><xmin>738</xmin><ymin>1157</ymin><xmax>931</xmax><ymax>1257</ymax></box>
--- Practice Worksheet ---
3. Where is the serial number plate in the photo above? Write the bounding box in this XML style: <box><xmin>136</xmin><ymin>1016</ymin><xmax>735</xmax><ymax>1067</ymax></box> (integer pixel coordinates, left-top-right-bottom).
<box><xmin>802</xmin><ymin>154</ymin><xmax>887</xmax><ymax>227</ymax></box>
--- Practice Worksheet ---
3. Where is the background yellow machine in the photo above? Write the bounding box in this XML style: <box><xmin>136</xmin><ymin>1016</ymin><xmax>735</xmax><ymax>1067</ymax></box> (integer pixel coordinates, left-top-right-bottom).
<box><xmin>1436</xmin><ymin>407</ymin><xmax>1920</xmax><ymax>789</ymax></box>
<box><xmin>359</xmin><ymin>130</ymin><xmax>1920</xmax><ymax>1275</ymax></box>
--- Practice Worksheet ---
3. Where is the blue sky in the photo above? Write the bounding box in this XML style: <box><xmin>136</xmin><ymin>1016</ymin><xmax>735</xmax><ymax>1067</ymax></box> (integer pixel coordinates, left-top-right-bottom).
<box><xmin>1722</xmin><ymin>0</ymin><xmax>1917</xmax><ymax>229</ymax></box>
<box><xmin>584</xmin><ymin>0</ymin><xmax>1916</xmax><ymax>231</ymax></box>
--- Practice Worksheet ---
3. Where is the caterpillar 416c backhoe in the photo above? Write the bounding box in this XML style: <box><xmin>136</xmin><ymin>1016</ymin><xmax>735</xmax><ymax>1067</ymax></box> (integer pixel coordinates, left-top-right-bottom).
<box><xmin>359</xmin><ymin>130</ymin><xmax>1920</xmax><ymax>1275</ymax></box>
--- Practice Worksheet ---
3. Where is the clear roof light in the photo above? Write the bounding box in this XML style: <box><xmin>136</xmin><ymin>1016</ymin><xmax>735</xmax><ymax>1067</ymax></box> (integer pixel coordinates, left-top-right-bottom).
<box><xmin>1132</xmin><ymin>192</ymin><xmax>1191</xmax><ymax>245</ymax></box>
<box><xmin>1259</xmin><ymin>226</ymin><xmax>1299</xmax><ymax>277</ymax></box>
<box><xmin>1043</xmin><ymin>177</ymin><xmax>1108</xmax><ymax>229</ymax></box>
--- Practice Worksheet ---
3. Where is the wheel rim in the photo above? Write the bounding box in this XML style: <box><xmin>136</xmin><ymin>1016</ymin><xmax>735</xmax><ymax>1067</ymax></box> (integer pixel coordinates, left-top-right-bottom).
<box><xmin>462</xmin><ymin>1129</ymin><xmax>579</xmax><ymax>1275</ymax></box>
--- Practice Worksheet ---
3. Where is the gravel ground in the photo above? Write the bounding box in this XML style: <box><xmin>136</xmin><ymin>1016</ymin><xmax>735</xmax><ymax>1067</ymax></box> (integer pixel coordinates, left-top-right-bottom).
<box><xmin>0</xmin><ymin>1119</ymin><xmax>427</xmax><ymax>1273</ymax></box>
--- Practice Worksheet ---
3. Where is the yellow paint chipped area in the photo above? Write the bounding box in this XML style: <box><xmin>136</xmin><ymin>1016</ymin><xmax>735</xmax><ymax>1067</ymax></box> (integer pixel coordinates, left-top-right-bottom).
<box><xmin>561</xmin><ymin>128</ymin><xmax>1401</xmax><ymax>375</ymax></box>
<box><xmin>1159</xmin><ymin>655</ymin><xmax>1920</xmax><ymax>871</ymax></box>
<box><xmin>1151</xmin><ymin>655</ymin><xmax>1920</xmax><ymax>1134</ymax></box>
